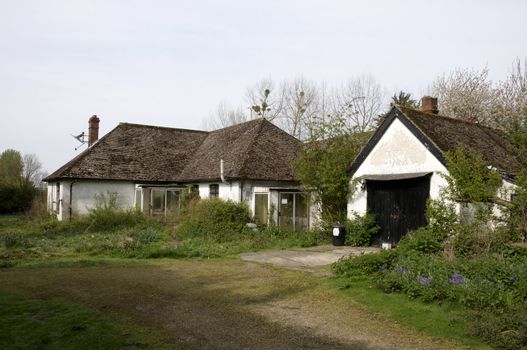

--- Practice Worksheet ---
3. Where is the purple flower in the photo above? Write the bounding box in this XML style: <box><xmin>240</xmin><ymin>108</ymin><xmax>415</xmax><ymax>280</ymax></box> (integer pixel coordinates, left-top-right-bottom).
<box><xmin>450</xmin><ymin>273</ymin><xmax>465</xmax><ymax>285</ymax></box>
<box><xmin>395</xmin><ymin>266</ymin><xmax>407</xmax><ymax>274</ymax></box>
<box><xmin>419</xmin><ymin>276</ymin><xmax>432</xmax><ymax>286</ymax></box>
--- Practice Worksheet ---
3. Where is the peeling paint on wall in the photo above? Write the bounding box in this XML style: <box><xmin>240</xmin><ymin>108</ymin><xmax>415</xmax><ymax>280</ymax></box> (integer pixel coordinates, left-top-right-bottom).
<box><xmin>369</xmin><ymin>129</ymin><xmax>427</xmax><ymax>167</ymax></box>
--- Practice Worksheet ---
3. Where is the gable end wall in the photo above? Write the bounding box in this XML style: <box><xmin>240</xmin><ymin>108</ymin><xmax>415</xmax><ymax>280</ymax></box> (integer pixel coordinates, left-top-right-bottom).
<box><xmin>348</xmin><ymin>117</ymin><xmax>450</xmax><ymax>217</ymax></box>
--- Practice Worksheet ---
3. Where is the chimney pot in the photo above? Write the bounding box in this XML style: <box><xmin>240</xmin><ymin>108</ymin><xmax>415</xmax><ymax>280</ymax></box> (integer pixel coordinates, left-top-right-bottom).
<box><xmin>421</xmin><ymin>96</ymin><xmax>439</xmax><ymax>114</ymax></box>
<box><xmin>88</xmin><ymin>115</ymin><xmax>100</xmax><ymax>146</ymax></box>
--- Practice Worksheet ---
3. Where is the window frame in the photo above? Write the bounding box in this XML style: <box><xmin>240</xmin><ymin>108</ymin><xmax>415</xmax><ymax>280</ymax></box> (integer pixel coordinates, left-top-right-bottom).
<box><xmin>209</xmin><ymin>184</ymin><xmax>219</xmax><ymax>198</ymax></box>
<box><xmin>253</xmin><ymin>192</ymin><xmax>270</xmax><ymax>225</ymax></box>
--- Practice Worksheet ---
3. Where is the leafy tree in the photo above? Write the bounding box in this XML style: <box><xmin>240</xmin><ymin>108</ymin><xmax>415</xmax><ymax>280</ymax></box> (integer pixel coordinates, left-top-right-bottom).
<box><xmin>507</xmin><ymin>171</ymin><xmax>527</xmax><ymax>241</ymax></box>
<box><xmin>443</xmin><ymin>147</ymin><xmax>502</xmax><ymax>203</ymax></box>
<box><xmin>0</xmin><ymin>149</ymin><xmax>23</xmax><ymax>186</ymax></box>
<box><xmin>293</xmin><ymin>115</ymin><xmax>370</xmax><ymax>225</ymax></box>
<box><xmin>0</xmin><ymin>149</ymin><xmax>41</xmax><ymax>213</ymax></box>
<box><xmin>391</xmin><ymin>91</ymin><xmax>419</xmax><ymax>109</ymax></box>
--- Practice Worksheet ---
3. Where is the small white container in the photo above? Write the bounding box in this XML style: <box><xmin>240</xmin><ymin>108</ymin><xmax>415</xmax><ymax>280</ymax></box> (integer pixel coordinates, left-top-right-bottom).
<box><xmin>381</xmin><ymin>242</ymin><xmax>392</xmax><ymax>250</ymax></box>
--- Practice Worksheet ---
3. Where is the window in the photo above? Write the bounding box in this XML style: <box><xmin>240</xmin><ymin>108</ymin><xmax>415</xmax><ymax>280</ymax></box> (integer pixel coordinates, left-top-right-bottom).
<box><xmin>279</xmin><ymin>192</ymin><xmax>309</xmax><ymax>231</ymax></box>
<box><xmin>135</xmin><ymin>189</ymin><xmax>142</xmax><ymax>210</ymax></box>
<box><xmin>55</xmin><ymin>182</ymin><xmax>61</xmax><ymax>213</ymax></box>
<box><xmin>254</xmin><ymin>193</ymin><xmax>269</xmax><ymax>225</ymax></box>
<box><xmin>209</xmin><ymin>184</ymin><xmax>219</xmax><ymax>198</ymax></box>
<box><xmin>167</xmin><ymin>190</ymin><xmax>181</xmax><ymax>213</ymax></box>
<box><xmin>151</xmin><ymin>190</ymin><xmax>166</xmax><ymax>214</ymax></box>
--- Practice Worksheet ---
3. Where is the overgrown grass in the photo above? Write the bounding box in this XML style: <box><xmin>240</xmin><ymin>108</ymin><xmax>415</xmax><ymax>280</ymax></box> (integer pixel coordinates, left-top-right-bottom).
<box><xmin>165</xmin><ymin>198</ymin><xmax>329</xmax><ymax>258</ymax></box>
<box><xmin>0</xmin><ymin>292</ymin><xmax>175</xmax><ymax>349</ymax></box>
<box><xmin>0</xmin><ymin>212</ymin><xmax>170</xmax><ymax>266</ymax></box>
<box><xmin>0</xmin><ymin>198</ymin><xmax>329</xmax><ymax>265</ymax></box>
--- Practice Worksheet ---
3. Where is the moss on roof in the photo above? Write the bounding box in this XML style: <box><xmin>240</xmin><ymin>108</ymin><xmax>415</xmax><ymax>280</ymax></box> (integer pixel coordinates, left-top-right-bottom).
<box><xmin>398</xmin><ymin>106</ymin><xmax>525</xmax><ymax>175</ymax></box>
<box><xmin>44</xmin><ymin>119</ymin><xmax>303</xmax><ymax>183</ymax></box>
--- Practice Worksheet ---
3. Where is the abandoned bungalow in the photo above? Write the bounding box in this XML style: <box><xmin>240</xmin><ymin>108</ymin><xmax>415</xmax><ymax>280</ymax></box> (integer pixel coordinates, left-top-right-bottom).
<box><xmin>44</xmin><ymin>117</ymin><xmax>312</xmax><ymax>231</ymax></box>
<box><xmin>348</xmin><ymin>96</ymin><xmax>524</xmax><ymax>246</ymax></box>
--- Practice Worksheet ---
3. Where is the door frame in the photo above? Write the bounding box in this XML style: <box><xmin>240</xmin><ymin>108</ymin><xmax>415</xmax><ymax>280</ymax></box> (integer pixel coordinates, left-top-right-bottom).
<box><xmin>366</xmin><ymin>173</ymin><xmax>431</xmax><ymax>245</ymax></box>
<box><xmin>278</xmin><ymin>191</ymin><xmax>309</xmax><ymax>231</ymax></box>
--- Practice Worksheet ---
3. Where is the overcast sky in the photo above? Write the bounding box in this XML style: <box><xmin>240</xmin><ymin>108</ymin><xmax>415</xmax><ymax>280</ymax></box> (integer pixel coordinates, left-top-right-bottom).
<box><xmin>1</xmin><ymin>0</ymin><xmax>526</xmax><ymax>174</ymax></box>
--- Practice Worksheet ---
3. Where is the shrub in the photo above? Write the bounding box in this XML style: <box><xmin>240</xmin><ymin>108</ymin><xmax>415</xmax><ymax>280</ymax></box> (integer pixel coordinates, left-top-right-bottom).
<box><xmin>0</xmin><ymin>181</ymin><xmax>37</xmax><ymax>214</ymax></box>
<box><xmin>469</xmin><ymin>304</ymin><xmax>527</xmax><ymax>350</ymax></box>
<box><xmin>174</xmin><ymin>198</ymin><xmax>252</xmax><ymax>242</ymax></box>
<box><xmin>395</xmin><ymin>199</ymin><xmax>460</xmax><ymax>255</ymax></box>
<box><xmin>333</xmin><ymin>250</ymin><xmax>397</xmax><ymax>277</ymax></box>
<box><xmin>25</xmin><ymin>190</ymin><xmax>50</xmax><ymax>222</ymax></box>
<box><xmin>451</xmin><ymin>225</ymin><xmax>509</xmax><ymax>258</ymax></box>
<box><xmin>344</xmin><ymin>212</ymin><xmax>379</xmax><ymax>247</ymax></box>
<box><xmin>84</xmin><ymin>192</ymin><xmax>147</xmax><ymax>232</ymax></box>
<box><xmin>397</xmin><ymin>227</ymin><xmax>445</xmax><ymax>255</ymax></box>
<box><xmin>425</xmin><ymin>198</ymin><xmax>458</xmax><ymax>238</ymax></box>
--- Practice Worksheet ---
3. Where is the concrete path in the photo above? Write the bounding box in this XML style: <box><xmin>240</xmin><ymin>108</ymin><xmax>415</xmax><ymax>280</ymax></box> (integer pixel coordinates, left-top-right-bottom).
<box><xmin>240</xmin><ymin>245</ymin><xmax>379</xmax><ymax>274</ymax></box>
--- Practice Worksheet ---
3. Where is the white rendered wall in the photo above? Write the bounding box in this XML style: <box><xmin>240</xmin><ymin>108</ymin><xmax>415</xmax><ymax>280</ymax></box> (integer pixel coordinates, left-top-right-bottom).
<box><xmin>198</xmin><ymin>181</ymin><xmax>241</xmax><ymax>202</ymax></box>
<box><xmin>348</xmin><ymin>118</ymin><xmax>450</xmax><ymax>217</ymax></box>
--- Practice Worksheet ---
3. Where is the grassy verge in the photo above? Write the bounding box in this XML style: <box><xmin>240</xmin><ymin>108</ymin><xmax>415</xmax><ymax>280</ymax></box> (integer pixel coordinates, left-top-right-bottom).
<box><xmin>0</xmin><ymin>292</ymin><xmax>177</xmax><ymax>350</ymax></box>
<box><xmin>330</xmin><ymin>276</ymin><xmax>486</xmax><ymax>348</ymax></box>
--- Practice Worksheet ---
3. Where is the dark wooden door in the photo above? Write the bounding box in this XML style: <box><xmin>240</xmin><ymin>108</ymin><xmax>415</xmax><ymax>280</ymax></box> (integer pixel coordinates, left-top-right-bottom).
<box><xmin>366</xmin><ymin>174</ymin><xmax>431</xmax><ymax>245</ymax></box>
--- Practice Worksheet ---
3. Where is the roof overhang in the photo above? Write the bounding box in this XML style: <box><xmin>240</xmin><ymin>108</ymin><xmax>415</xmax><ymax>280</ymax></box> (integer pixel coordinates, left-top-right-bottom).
<box><xmin>358</xmin><ymin>172</ymin><xmax>432</xmax><ymax>181</ymax></box>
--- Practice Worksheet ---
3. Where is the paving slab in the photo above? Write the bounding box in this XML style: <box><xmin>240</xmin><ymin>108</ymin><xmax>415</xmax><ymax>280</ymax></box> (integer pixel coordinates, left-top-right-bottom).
<box><xmin>240</xmin><ymin>245</ymin><xmax>380</xmax><ymax>273</ymax></box>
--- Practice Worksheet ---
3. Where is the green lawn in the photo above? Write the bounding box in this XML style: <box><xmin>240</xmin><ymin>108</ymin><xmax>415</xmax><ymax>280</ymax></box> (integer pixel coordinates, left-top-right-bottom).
<box><xmin>331</xmin><ymin>276</ymin><xmax>486</xmax><ymax>348</ymax></box>
<box><xmin>0</xmin><ymin>292</ymin><xmax>177</xmax><ymax>350</ymax></box>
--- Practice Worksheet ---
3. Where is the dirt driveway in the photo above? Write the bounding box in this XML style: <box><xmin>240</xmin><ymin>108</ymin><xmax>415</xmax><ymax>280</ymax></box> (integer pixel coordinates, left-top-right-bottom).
<box><xmin>0</xmin><ymin>260</ymin><xmax>470</xmax><ymax>350</ymax></box>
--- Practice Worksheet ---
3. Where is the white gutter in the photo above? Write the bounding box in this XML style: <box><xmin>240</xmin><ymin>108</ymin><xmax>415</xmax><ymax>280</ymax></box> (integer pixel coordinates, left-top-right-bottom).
<box><xmin>220</xmin><ymin>158</ymin><xmax>227</xmax><ymax>183</ymax></box>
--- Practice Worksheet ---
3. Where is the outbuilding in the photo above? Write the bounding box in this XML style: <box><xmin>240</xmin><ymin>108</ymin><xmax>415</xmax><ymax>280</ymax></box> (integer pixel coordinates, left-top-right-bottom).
<box><xmin>348</xmin><ymin>97</ymin><xmax>523</xmax><ymax>246</ymax></box>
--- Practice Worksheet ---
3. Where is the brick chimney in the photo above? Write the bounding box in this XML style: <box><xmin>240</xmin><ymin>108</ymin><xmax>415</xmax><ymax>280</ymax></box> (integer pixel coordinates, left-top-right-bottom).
<box><xmin>421</xmin><ymin>96</ymin><xmax>439</xmax><ymax>114</ymax></box>
<box><xmin>88</xmin><ymin>115</ymin><xmax>100</xmax><ymax>146</ymax></box>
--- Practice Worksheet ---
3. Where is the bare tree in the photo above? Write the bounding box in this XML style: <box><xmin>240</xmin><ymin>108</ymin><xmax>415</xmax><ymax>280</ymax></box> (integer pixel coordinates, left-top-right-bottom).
<box><xmin>203</xmin><ymin>100</ymin><xmax>247</xmax><ymax>130</ymax></box>
<box><xmin>245</xmin><ymin>78</ymin><xmax>285</xmax><ymax>121</ymax></box>
<box><xmin>277</xmin><ymin>77</ymin><xmax>320</xmax><ymax>139</ymax></box>
<box><xmin>335</xmin><ymin>75</ymin><xmax>385</xmax><ymax>132</ymax></box>
<box><xmin>430</xmin><ymin>67</ymin><xmax>494</xmax><ymax>125</ymax></box>
<box><xmin>431</xmin><ymin>60</ymin><xmax>527</xmax><ymax>131</ymax></box>
<box><xmin>22</xmin><ymin>153</ymin><xmax>44</xmax><ymax>186</ymax></box>
<box><xmin>205</xmin><ymin>75</ymin><xmax>386</xmax><ymax>137</ymax></box>
<box><xmin>493</xmin><ymin>57</ymin><xmax>527</xmax><ymax>131</ymax></box>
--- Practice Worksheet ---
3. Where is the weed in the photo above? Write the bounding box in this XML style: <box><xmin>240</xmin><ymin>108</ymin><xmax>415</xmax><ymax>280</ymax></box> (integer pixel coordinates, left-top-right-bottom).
<box><xmin>344</xmin><ymin>212</ymin><xmax>379</xmax><ymax>247</ymax></box>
